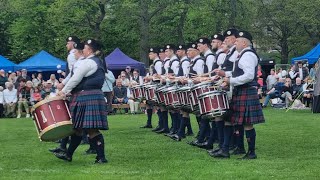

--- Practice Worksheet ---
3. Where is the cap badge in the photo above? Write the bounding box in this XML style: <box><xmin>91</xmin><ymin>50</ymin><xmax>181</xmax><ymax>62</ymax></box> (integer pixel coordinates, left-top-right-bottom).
<box><xmin>199</xmin><ymin>39</ymin><xmax>203</xmax><ymax>43</ymax></box>
<box><xmin>150</xmin><ymin>48</ymin><xmax>153</xmax><ymax>51</ymax></box>
<box><xmin>239</xmin><ymin>32</ymin><xmax>244</xmax><ymax>36</ymax></box>
<box><xmin>214</xmin><ymin>35</ymin><xmax>218</xmax><ymax>38</ymax></box>
<box><xmin>179</xmin><ymin>45</ymin><xmax>182</xmax><ymax>49</ymax></box>
<box><xmin>166</xmin><ymin>45</ymin><xmax>170</xmax><ymax>49</ymax></box>
<box><xmin>192</xmin><ymin>44</ymin><xmax>196</xmax><ymax>48</ymax></box>
<box><xmin>88</xmin><ymin>40</ymin><xmax>92</xmax><ymax>44</ymax></box>
<box><xmin>68</xmin><ymin>37</ymin><xmax>72</xmax><ymax>41</ymax></box>
<box><xmin>227</xmin><ymin>31</ymin><xmax>231</xmax><ymax>35</ymax></box>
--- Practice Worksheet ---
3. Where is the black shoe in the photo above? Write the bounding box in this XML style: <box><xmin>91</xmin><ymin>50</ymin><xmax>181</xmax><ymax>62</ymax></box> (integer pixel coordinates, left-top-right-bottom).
<box><xmin>152</xmin><ymin>126</ymin><xmax>161</xmax><ymax>132</ymax></box>
<box><xmin>239</xmin><ymin>151</ymin><xmax>257</xmax><ymax>159</ymax></box>
<box><xmin>85</xmin><ymin>148</ymin><xmax>97</xmax><ymax>155</ymax></box>
<box><xmin>207</xmin><ymin>148</ymin><xmax>220</xmax><ymax>156</ymax></box>
<box><xmin>171</xmin><ymin>134</ymin><xmax>182</xmax><ymax>141</ymax></box>
<box><xmin>232</xmin><ymin>147</ymin><xmax>246</xmax><ymax>155</ymax></box>
<box><xmin>164</xmin><ymin>131</ymin><xmax>175</xmax><ymax>137</ymax></box>
<box><xmin>49</xmin><ymin>147</ymin><xmax>66</xmax><ymax>153</ymax></box>
<box><xmin>155</xmin><ymin>128</ymin><xmax>169</xmax><ymax>134</ymax></box>
<box><xmin>95</xmin><ymin>158</ymin><xmax>108</xmax><ymax>164</ymax></box>
<box><xmin>140</xmin><ymin>125</ymin><xmax>152</xmax><ymax>128</ymax></box>
<box><xmin>54</xmin><ymin>152</ymin><xmax>72</xmax><ymax>162</ymax></box>
<box><xmin>187</xmin><ymin>140</ymin><xmax>199</xmax><ymax>146</ymax></box>
<box><xmin>213</xmin><ymin>149</ymin><xmax>230</xmax><ymax>158</ymax></box>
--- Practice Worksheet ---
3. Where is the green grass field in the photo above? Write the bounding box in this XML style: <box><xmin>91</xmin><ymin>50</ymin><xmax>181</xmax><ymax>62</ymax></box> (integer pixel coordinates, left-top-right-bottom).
<box><xmin>0</xmin><ymin>108</ymin><xmax>319</xmax><ymax>180</ymax></box>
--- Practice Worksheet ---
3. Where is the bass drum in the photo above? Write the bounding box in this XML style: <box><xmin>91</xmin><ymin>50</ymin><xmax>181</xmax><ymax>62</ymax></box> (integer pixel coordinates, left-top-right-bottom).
<box><xmin>32</xmin><ymin>96</ymin><xmax>74</xmax><ymax>142</ymax></box>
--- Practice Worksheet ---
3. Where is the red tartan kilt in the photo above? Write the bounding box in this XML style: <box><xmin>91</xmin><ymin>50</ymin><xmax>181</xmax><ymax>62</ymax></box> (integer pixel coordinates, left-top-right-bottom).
<box><xmin>231</xmin><ymin>86</ymin><xmax>265</xmax><ymax>125</ymax></box>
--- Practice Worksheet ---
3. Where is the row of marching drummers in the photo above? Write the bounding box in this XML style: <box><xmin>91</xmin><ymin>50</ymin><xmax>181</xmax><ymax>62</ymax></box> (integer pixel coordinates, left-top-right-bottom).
<box><xmin>131</xmin><ymin>81</ymin><xmax>229</xmax><ymax>119</ymax></box>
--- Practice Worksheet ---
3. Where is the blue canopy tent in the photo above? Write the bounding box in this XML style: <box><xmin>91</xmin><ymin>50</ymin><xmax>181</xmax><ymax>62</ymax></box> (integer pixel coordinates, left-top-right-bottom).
<box><xmin>105</xmin><ymin>48</ymin><xmax>146</xmax><ymax>76</ymax></box>
<box><xmin>291</xmin><ymin>43</ymin><xmax>320</xmax><ymax>65</ymax></box>
<box><xmin>0</xmin><ymin>55</ymin><xmax>16</xmax><ymax>72</ymax></box>
<box><xmin>15</xmin><ymin>50</ymin><xmax>66</xmax><ymax>72</ymax></box>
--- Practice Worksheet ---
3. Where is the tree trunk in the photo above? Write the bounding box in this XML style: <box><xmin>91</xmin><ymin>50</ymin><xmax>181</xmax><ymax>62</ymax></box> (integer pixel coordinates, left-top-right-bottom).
<box><xmin>177</xmin><ymin>6</ymin><xmax>188</xmax><ymax>44</ymax></box>
<box><xmin>139</xmin><ymin>0</ymin><xmax>149</xmax><ymax>65</ymax></box>
<box><xmin>229</xmin><ymin>0</ymin><xmax>237</xmax><ymax>27</ymax></box>
<box><xmin>280</xmin><ymin>25</ymin><xmax>289</xmax><ymax>64</ymax></box>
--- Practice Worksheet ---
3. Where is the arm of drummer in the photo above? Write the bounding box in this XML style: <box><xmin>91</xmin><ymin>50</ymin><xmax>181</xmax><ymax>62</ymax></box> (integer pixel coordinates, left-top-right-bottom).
<box><xmin>61</xmin><ymin>60</ymin><xmax>97</xmax><ymax>95</ymax></box>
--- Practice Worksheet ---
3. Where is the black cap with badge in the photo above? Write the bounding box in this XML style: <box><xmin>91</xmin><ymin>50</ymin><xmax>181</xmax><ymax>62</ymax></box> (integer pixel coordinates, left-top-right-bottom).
<box><xmin>66</xmin><ymin>36</ymin><xmax>80</xmax><ymax>43</ymax></box>
<box><xmin>164</xmin><ymin>44</ymin><xmax>176</xmax><ymax>51</ymax></box>
<box><xmin>236</xmin><ymin>30</ymin><xmax>253</xmax><ymax>42</ymax></box>
<box><xmin>85</xmin><ymin>39</ymin><xmax>102</xmax><ymax>52</ymax></box>
<box><xmin>177</xmin><ymin>44</ymin><xmax>187</xmax><ymax>51</ymax></box>
<box><xmin>73</xmin><ymin>42</ymin><xmax>84</xmax><ymax>50</ymax></box>
<box><xmin>223</xmin><ymin>28</ymin><xmax>239</xmax><ymax>37</ymax></box>
<box><xmin>149</xmin><ymin>47</ymin><xmax>159</xmax><ymax>54</ymax></box>
<box><xmin>196</xmin><ymin>37</ymin><xmax>210</xmax><ymax>45</ymax></box>
<box><xmin>211</xmin><ymin>34</ymin><xmax>225</xmax><ymax>42</ymax></box>
<box><xmin>186</xmin><ymin>42</ymin><xmax>198</xmax><ymax>50</ymax></box>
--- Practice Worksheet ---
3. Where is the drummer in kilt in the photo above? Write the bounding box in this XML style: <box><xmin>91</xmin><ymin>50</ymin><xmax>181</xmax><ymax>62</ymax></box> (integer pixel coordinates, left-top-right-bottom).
<box><xmin>54</xmin><ymin>39</ymin><xmax>108</xmax><ymax>163</ymax></box>
<box><xmin>214</xmin><ymin>30</ymin><xmax>265</xmax><ymax>159</ymax></box>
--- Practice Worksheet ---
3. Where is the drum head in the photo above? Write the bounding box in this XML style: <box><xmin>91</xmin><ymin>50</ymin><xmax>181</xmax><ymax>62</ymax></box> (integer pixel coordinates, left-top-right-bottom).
<box><xmin>33</xmin><ymin>96</ymin><xmax>64</xmax><ymax>110</ymax></box>
<box><xmin>40</xmin><ymin>122</ymin><xmax>74</xmax><ymax>142</ymax></box>
<box><xmin>198</xmin><ymin>91</ymin><xmax>221</xmax><ymax>99</ymax></box>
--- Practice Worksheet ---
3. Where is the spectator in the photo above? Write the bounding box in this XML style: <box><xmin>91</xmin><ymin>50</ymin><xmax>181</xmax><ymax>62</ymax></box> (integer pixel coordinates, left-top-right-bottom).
<box><xmin>302</xmin><ymin>77</ymin><xmax>314</xmax><ymax>107</ymax></box>
<box><xmin>7</xmin><ymin>72</ymin><xmax>17</xmax><ymax>84</ymax></box>
<box><xmin>309</xmin><ymin>63</ymin><xmax>318</xmax><ymax>81</ymax></box>
<box><xmin>0</xmin><ymin>69</ymin><xmax>8</xmax><ymax>88</ymax></box>
<box><xmin>32</xmin><ymin>73</ymin><xmax>41</xmax><ymax>87</ymax></box>
<box><xmin>16</xmin><ymin>69</ymin><xmax>31</xmax><ymax>88</ymax></box>
<box><xmin>130</xmin><ymin>69</ymin><xmax>143</xmax><ymax>85</ymax></box>
<box><xmin>41</xmin><ymin>80</ymin><xmax>56</xmax><ymax>99</ymax></box>
<box><xmin>113</xmin><ymin>79</ymin><xmax>128</xmax><ymax>113</ymax></box>
<box><xmin>48</xmin><ymin>74</ymin><xmax>59</xmax><ymax>88</ymax></box>
<box><xmin>280</xmin><ymin>78</ymin><xmax>293</xmax><ymax>108</ymax></box>
<box><xmin>257</xmin><ymin>65</ymin><xmax>265</xmax><ymax>88</ymax></box>
<box><xmin>296</xmin><ymin>61</ymin><xmax>309</xmax><ymax>80</ymax></box>
<box><xmin>262</xmin><ymin>78</ymin><xmax>285</xmax><ymax>107</ymax></box>
<box><xmin>3</xmin><ymin>82</ymin><xmax>18</xmax><ymax>118</ymax></box>
<box><xmin>292</xmin><ymin>77</ymin><xmax>303</xmax><ymax>98</ymax></box>
<box><xmin>288</xmin><ymin>65</ymin><xmax>298</xmax><ymax>84</ymax></box>
<box><xmin>101</xmin><ymin>65</ymin><xmax>115</xmax><ymax>114</ymax></box>
<box><xmin>124</xmin><ymin>66</ymin><xmax>133</xmax><ymax>80</ymax></box>
<box><xmin>0</xmin><ymin>86</ymin><xmax>4</xmax><ymax>118</ymax></box>
<box><xmin>266</xmin><ymin>69</ymin><xmax>277</xmax><ymax>91</ymax></box>
<box><xmin>120</xmin><ymin>71</ymin><xmax>130</xmax><ymax>87</ymax></box>
<box><xmin>32</xmin><ymin>87</ymin><xmax>42</xmax><ymax>105</ymax></box>
<box><xmin>17</xmin><ymin>79</ymin><xmax>32</xmax><ymax>118</ymax></box>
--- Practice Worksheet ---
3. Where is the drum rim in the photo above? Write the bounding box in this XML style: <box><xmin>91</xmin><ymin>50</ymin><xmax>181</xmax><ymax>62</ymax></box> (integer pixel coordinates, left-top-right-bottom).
<box><xmin>33</xmin><ymin>96</ymin><xmax>65</xmax><ymax>110</ymax></box>
<box><xmin>39</xmin><ymin>120</ymin><xmax>74</xmax><ymax>141</ymax></box>
<box><xmin>191</xmin><ymin>82</ymin><xmax>213</xmax><ymax>89</ymax></box>
<box><xmin>197</xmin><ymin>91</ymin><xmax>224</xmax><ymax>98</ymax></box>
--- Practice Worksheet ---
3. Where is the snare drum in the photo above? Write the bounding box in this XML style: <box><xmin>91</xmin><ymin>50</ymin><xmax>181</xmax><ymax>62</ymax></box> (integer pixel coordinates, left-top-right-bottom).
<box><xmin>164</xmin><ymin>86</ymin><xmax>180</xmax><ymax>109</ymax></box>
<box><xmin>190</xmin><ymin>82</ymin><xmax>213</xmax><ymax>113</ymax></box>
<box><xmin>155</xmin><ymin>86</ymin><xmax>167</xmax><ymax>105</ymax></box>
<box><xmin>32</xmin><ymin>96</ymin><xmax>74</xmax><ymax>142</ymax></box>
<box><xmin>197</xmin><ymin>91</ymin><xmax>229</xmax><ymax>119</ymax></box>
<box><xmin>177</xmin><ymin>86</ymin><xmax>192</xmax><ymax>112</ymax></box>
<box><xmin>144</xmin><ymin>84</ymin><xmax>157</xmax><ymax>102</ymax></box>
<box><xmin>131</xmin><ymin>85</ymin><xmax>145</xmax><ymax>100</ymax></box>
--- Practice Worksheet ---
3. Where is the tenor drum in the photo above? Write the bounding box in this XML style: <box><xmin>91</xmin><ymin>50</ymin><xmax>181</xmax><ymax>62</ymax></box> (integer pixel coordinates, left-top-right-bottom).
<box><xmin>164</xmin><ymin>86</ymin><xmax>180</xmax><ymax>109</ymax></box>
<box><xmin>198</xmin><ymin>91</ymin><xmax>229</xmax><ymax>120</ymax></box>
<box><xmin>32</xmin><ymin>96</ymin><xmax>74</xmax><ymax>142</ymax></box>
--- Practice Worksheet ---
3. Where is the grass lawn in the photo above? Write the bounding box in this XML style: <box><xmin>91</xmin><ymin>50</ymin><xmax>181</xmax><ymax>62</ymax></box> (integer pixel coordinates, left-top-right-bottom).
<box><xmin>0</xmin><ymin>108</ymin><xmax>319</xmax><ymax>179</ymax></box>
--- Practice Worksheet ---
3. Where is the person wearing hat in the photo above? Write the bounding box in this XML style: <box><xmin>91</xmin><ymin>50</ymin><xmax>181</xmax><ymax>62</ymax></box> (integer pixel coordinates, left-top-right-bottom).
<box><xmin>211</xmin><ymin>33</ymin><xmax>226</xmax><ymax>70</ymax></box>
<box><xmin>219</xmin><ymin>28</ymin><xmax>239</xmax><ymax>72</ymax></box>
<box><xmin>170</xmin><ymin>44</ymin><xmax>194</xmax><ymax>141</ymax></box>
<box><xmin>65</xmin><ymin>36</ymin><xmax>80</xmax><ymax>76</ymax></box>
<box><xmin>54</xmin><ymin>39</ymin><xmax>108</xmax><ymax>164</ymax></box>
<box><xmin>158</xmin><ymin>48</ymin><xmax>166</xmax><ymax>61</ymax></box>
<box><xmin>140</xmin><ymin>47</ymin><xmax>162</xmax><ymax>129</ymax></box>
<box><xmin>214</xmin><ymin>30</ymin><xmax>265</xmax><ymax>159</ymax></box>
<box><xmin>196</xmin><ymin>37</ymin><xmax>215</xmax><ymax>73</ymax></box>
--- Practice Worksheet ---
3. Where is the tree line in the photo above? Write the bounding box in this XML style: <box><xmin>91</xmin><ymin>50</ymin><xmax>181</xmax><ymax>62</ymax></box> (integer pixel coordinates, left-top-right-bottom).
<box><xmin>0</xmin><ymin>0</ymin><xmax>319</xmax><ymax>65</ymax></box>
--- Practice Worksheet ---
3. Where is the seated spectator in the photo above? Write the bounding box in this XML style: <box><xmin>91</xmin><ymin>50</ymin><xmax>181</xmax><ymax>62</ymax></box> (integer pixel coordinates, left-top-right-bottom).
<box><xmin>280</xmin><ymin>78</ymin><xmax>293</xmax><ymax>108</ymax></box>
<box><xmin>288</xmin><ymin>65</ymin><xmax>298</xmax><ymax>84</ymax></box>
<box><xmin>292</xmin><ymin>77</ymin><xmax>303</xmax><ymax>98</ymax></box>
<box><xmin>32</xmin><ymin>87</ymin><xmax>42</xmax><ymax>105</ymax></box>
<box><xmin>125</xmin><ymin>66</ymin><xmax>133</xmax><ymax>80</ymax></box>
<box><xmin>0</xmin><ymin>86</ymin><xmax>4</xmax><ymax>118</ymax></box>
<box><xmin>113</xmin><ymin>79</ymin><xmax>128</xmax><ymax>113</ymax></box>
<box><xmin>48</xmin><ymin>74</ymin><xmax>59</xmax><ymax>88</ymax></box>
<box><xmin>41</xmin><ymin>80</ymin><xmax>56</xmax><ymax>99</ymax></box>
<box><xmin>302</xmin><ymin>77</ymin><xmax>314</xmax><ymax>107</ymax></box>
<box><xmin>119</xmin><ymin>71</ymin><xmax>130</xmax><ymax>87</ymax></box>
<box><xmin>17</xmin><ymin>79</ymin><xmax>33</xmax><ymax>118</ymax></box>
<box><xmin>7</xmin><ymin>72</ymin><xmax>16</xmax><ymax>85</ymax></box>
<box><xmin>0</xmin><ymin>69</ymin><xmax>8</xmax><ymax>89</ymax></box>
<box><xmin>3</xmin><ymin>82</ymin><xmax>17</xmax><ymax>118</ymax></box>
<box><xmin>262</xmin><ymin>78</ymin><xmax>285</xmax><ymax>107</ymax></box>
<box><xmin>309</xmin><ymin>63</ymin><xmax>318</xmax><ymax>81</ymax></box>
<box><xmin>15</xmin><ymin>69</ymin><xmax>31</xmax><ymax>88</ymax></box>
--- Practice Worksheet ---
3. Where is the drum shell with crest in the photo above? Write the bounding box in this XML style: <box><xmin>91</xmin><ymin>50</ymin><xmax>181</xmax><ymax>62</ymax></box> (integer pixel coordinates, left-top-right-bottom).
<box><xmin>131</xmin><ymin>84</ymin><xmax>145</xmax><ymax>100</ymax></box>
<box><xmin>190</xmin><ymin>81</ymin><xmax>214</xmax><ymax>112</ymax></box>
<box><xmin>163</xmin><ymin>86</ymin><xmax>180</xmax><ymax>109</ymax></box>
<box><xmin>197</xmin><ymin>91</ymin><xmax>229</xmax><ymax>120</ymax></box>
<box><xmin>31</xmin><ymin>96</ymin><xmax>74</xmax><ymax>142</ymax></box>
<box><xmin>177</xmin><ymin>86</ymin><xmax>193</xmax><ymax>112</ymax></box>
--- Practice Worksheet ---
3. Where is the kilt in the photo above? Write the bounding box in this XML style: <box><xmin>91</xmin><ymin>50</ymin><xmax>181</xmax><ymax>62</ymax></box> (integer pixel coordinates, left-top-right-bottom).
<box><xmin>70</xmin><ymin>89</ymin><xmax>108</xmax><ymax>130</ymax></box>
<box><xmin>231</xmin><ymin>86</ymin><xmax>265</xmax><ymax>125</ymax></box>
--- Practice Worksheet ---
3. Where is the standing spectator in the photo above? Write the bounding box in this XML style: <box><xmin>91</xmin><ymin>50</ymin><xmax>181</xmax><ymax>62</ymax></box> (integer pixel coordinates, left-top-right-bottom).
<box><xmin>17</xmin><ymin>79</ymin><xmax>32</xmax><ymax>118</ymax></box>
<box><xmin>113</xmin><ymin>79</ymin><xmax>128</xmax><ymax>113</ymax></box>
<box><xmin>266</xmin><ymin>69</ymin><xmax>278</xmax><ymax>91</ymax></box>
<box><xmin>302</xmin><ymin>77</ymin><xmax>314</xmax><ymax>107</ymax></box>
<box><xmin>3</xmin><ymin>82</ymin><xmax>17</xmax><ymax>118</ymax></box>
<box><xmin>16</xmin><ymin>69</ymin><xmax>31</xmax><ymax>88</ymax></box>
<box><xmin>288</xmin><ymin>65</ymin><xmax>298</xmax><ymax>84</ymax></box>
<box><xmin>124</xmin><ymin>66</ymin><xmax>133</xmax><ymax>80</ymax></box>
<box><xmin>296</xmin><ymin>61</ymin><xmax>309</xmax><ymax>80</ymax></box>
<box><xmin>0</xmin><ymin>69</ymin><xmax>8</xmax><ymax>88</ymax></box>
<box><xmin>101</xmin><ymin>65</ymin><xmax>115</xmax><ymax>114</ymax></box>
<box><xmin>309</xmin><ymin>63</ymin><xmax>318</xmax><ymax>81</ymax></box>
<box><xmin>32</xmin><ymin>73</ymin><xmax>41</xmax><ymax>87</ymax></box>
<box><xmin>0</xmin><ymin>86</ymin><xmax>4</xmax><ymax>118</ymax></box>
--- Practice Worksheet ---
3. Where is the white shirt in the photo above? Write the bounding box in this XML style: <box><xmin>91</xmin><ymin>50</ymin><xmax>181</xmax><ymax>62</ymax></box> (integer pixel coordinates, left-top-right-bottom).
<box><xmin>63</xmin><ymin>57</ymin><xmax>85</xmax><ymax>85</ymax></box>
<box><xmin>204</xmin><ymin>49</ymin><xmax>215</xmax><ymax>72</ymax></box>
<box><xmin>180</xmin><ymin>56</ymin><xmax>190</xmax><ymax>77</ymax></box>
<box><xmin>163</xmin><ymin>58</ymin><xmax>171</xmax><ymax>74</ymax></box>
<box><xmin>3</xmin><ymin>88</ymin><xmax>18</xmax><ymax>104</ymax></box>
<box><xmin>62</xmin><ymin>55</ymin><xmax>98</xmax><ymax>94</ymax></box>
<box><xmin>153</xmin><ymin>58</ymin><xmax>162</xmax><ymax>75</ymax></box>
<box><xmin>0</xmin><ymin>92</ymin><xmax>3</xmax><ymax>104</ymax></box>
<box><xmin>67</xmin><ymin>49</ymin><xmax>77</xmax><ymax>73</ymax></box>
<box><xmin>230</xmin><ymin>47</ymin><xmax>258</xmax><ymax>87</ymax></box>
<box><xmin>191</xmin><ymin>55</ymin><xmax>204</xmax><ymax>75</ymax></box>
<box><xmin>130</xmin><ymin>76</ymin><xmax>143</xmax><ymax>85</ymax></box>
<box><xmin>225</xmin><ymin>46</ymin><xmax>240</xmax><ymax>78</ymax></box>
<box><xmin>299</xmin><ymin>68</ymin><xmax>303</xmax><ymax>79</ymax></box>
<box><xmin>216</xmin><ymin>49</ymin><xmax>227</xmax><ymax>68</ymax></box>
<box><xmin>289</xmin><ymin>69</ymin><xmax>298</xmax><ymax>79</ymax></box>
<box><xmin>170</xmin><ymin>55</ymin><xmax>180</xmax><ymax>75</ymax></box>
